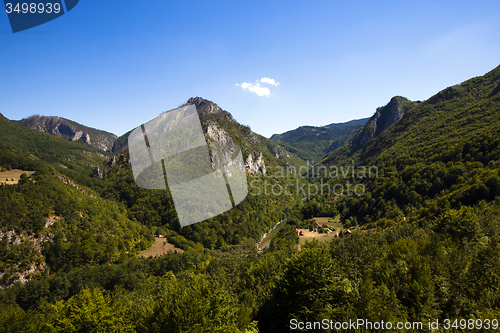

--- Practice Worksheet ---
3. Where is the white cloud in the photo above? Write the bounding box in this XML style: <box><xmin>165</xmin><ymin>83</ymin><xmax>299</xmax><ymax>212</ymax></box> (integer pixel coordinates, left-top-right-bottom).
<box><xmin>260</xmin><ymin>77</ymin><xmax>279</xmax><ymax>86</ymax></box>
<box><xmin>240</xmin><ymin>82</ymin><xmax>252</xmax><ymax>89</ymax></box>
<box><xmin>247</xmin><ymin>83</ymin><xmax>271</xmax><ymax>97</ymax></box>
<box><xmin>236</xmin><ymin>77</ymin><xmax>279</xmax><ymax>97</ymax></box>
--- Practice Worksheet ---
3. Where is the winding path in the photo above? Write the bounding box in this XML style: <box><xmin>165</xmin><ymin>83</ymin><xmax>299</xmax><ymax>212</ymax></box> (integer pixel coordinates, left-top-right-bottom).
<box><xmin>257</xmin><ymin>219</ymin><xmax>286</xmax><ymax>251</ymax></box>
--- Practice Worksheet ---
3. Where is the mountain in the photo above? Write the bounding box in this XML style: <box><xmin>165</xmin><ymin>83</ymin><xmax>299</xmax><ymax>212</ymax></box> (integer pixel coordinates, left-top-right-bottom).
<box><xmin>113</xmin><ymin>96</ymin><xmax>305</xmax><ymax>172</ymax></box>
<box><xmin>270</xmin><ymin>118</ymin><xmax>368</xmax><ymax>162</ymax></box>
<box><xmin>318</xmin><ymin>64</ymin><xmax>500</xmax><ymax>229</ymax></box>
<box><xmin>323</xmin><ymin>118</ymin><xmax>370</xmax><ymax>153</ymax></box>
<box><xmin>0</xmin><ymin>118</ymin><xmax>150</xmax><ymax>287</ymax></box>
<box><xmin>2</xmin><ymin>66</ymin><xmax>500</xmax><ymax>331</ymax></box>
<box><xmin>15</xmin><ymin>116</ymin><xmax>117</xmax><ymax>152</ymax></box>
<box><xmin>0</xmin><ymin>96</ymin><xmax>305</xmax><ymax>286</ymax></box>
<box><xmin>320</xmin><ymin>96</ymin><xmax>418</xmax><ymax>165</ymax></box>
<box><xmin>0</xmin><ymin>116</ymin><xmax>110</xmax><ymax>173</ymax></box>
<box><xmin>359</xmin><ymin>76</ymin><xmax>499</xmax><ymax>164</ymax></box>
<box><xmin>354</xmin><ymin>96</ymin><xmax>418</xmax><ymax>146</ymax></box>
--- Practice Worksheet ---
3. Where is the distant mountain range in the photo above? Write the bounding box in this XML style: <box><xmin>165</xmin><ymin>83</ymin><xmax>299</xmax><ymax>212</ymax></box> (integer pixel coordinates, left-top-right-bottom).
<box><xmin>10</xmin><ymin>98</ymin><xmax>306</xmax><ymax>173</ymax></box>
<box><xmin>269</xmin><ymin>95</ymin><xmax>419</xmax><ymax>163</ymax></box>
<box><xmin>11</xmin><ymin>96</ymin><xmax>414</xmax><ymax>170</ymax></box>
<box><xmin>270</xmin><ymin>118</ymin><xmax>369</xmax><ymax>163</ymax></box>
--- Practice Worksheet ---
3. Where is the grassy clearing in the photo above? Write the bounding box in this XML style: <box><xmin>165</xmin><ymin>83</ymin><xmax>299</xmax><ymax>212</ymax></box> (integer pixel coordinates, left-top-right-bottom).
<box><xmin>294</xmin><ymin>216</ymin><xmax>345</xmax><ymax>247</ymax></box>
<box><xmin>297</xmin><ymin>228</ymin><xmax>338</xmax><ymax>246</ymax></box>
<box><xmin>138</xmin><ymin>237</ymin><xmax>184</xmax><ymax>258</ymax></box>
<box><xmin>313</xmin><ymin>216</ymin><xmax>343</xmax><ymax>230</ymax></box>
<box><xmin>0</xmin><ymin>169</ymin><xmax>35</xmax><ymax>184</ymax></box>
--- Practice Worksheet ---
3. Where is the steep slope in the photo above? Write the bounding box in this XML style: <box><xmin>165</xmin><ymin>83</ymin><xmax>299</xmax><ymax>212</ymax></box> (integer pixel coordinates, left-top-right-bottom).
<box><xmin>323</xmin><ymin>118</ymin><xmax>370</xmax><ymax>154</ymax></box>
<box><xmin>270</xmin><ymin>118</ymin><xmax>368</xmax><ymax>162</ymax></box>
<box><xmin>360</xmin><ymin>72</ymin><xmax>500</xmax><ymax>164</ymax></box>
<box><xmin>354</xmin><ymin>96</ymin><xmax>417</xmax><ymax>146</ymax></box>
<box><xmin>319</xmin><ymin>64</ymin><xmax>500</xmax><ymax>229</ymax></box>
<box><xmin>112</xmin><ymin>97</ymin><xmax>305</xmax><ymax>172</ymax></box>
<box><xmin>0</xmin><ymin>121</ymin><xmax>152</xmax><ymax>287</ymax></box>
<box><xmin>15</xmin><ymin>116</ymin><xmax>117</xmax><ymax>152</ymax></box>
<box><xmin>321</xmin><ymin>96</ymin><xmax>418</xmax><ymax>165</ymax></box>
<box><xmin>0</xmin><ymin>116</ymin><xmax>110</xmax><ymax>176</ymax></box>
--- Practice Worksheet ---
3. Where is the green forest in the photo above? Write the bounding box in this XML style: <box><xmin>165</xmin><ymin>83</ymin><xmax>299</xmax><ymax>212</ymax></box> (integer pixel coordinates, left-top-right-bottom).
<box><xmin>1</xmin><ymin>64</ymin><xmax>500</xmax><ymax>332</ymax></box>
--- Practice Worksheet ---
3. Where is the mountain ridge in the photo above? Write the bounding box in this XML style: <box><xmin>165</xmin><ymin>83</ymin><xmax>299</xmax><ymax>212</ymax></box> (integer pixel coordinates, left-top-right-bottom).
<box><xmin>354</xmin><ymin>96</ymin><xmax>418</xmax><ymax>146</ymax></box>
<box><xmin>270</xmin><ymin>118</ymin><xmax>369</xmax><ymax>162</ymax></box>
<box><xmin>111</xmin><ymin>96</ymin><xmax>306</xmax><ymax>173</ymax></box>
<box><xmin>14</xmin><ymin>115</ymin><xmax>117</xmax><ymax>153</ymax></box>
<box><xmin>320</xmin><ymin>96</ymin><xmax>418</xmax><ymax>166</ymax></box>
<box><xmin>317</xmin><ymin>63</ymin><xmax>500</xmax><ymax>230</ymax></box>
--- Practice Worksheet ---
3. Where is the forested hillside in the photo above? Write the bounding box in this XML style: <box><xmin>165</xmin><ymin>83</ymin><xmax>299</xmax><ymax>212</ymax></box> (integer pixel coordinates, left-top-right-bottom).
<box><xmin>271</xmin><ymin>118</ymin><xmax>368</xmax><ymax>162</ymax></box>
<box><xmin>0</xmin><ymin>99</ymin><xmax>304</xmax><ymax>285</ymax></box>
<box><xmin>319</xmin><ymin>64</ymin><xmax>500</xmax><ymax>230</ymax></box>
<box><xmin>1</xmin><ymin>65</ymin><xmax>500</xmax><ymax>332</ymax></box>
<box><xmin>0</xmin><ymin>122</ymin><xmax>153</xmax><ymax>287</ymax></box>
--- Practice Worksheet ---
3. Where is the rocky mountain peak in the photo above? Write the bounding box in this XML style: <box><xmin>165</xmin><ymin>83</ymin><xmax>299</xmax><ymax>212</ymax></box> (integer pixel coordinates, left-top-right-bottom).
<box><xmin>186</xmin><ymin>97</ymin><xmax>224</xmax><ymax>116</ymax></box>
<box><xmin>355</xmin><ymin>96</ymin><xmax>416</xmax><ymax>146</ymax></box>
<box><xmin>187</xmin><ymin>98</ymin><xmax>268</xmax><ymax>174</ymax></box>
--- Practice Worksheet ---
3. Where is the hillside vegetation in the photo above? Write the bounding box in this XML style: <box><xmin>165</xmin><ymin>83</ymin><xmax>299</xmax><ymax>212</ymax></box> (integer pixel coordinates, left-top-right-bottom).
<box><xmin>318</xmin><ymin>65</ymin><xmax>500</xmax><ymax>230</ymax></box>
<box><xmin>271</xmin><ymin>118</ymin><xmax>368</xmax><ymax>162</ymax></box>
<box><xmin>15</xmin><ymin>116</ymin><xmax>117</xmax><ymax>153</ymax></box>
<box><xmin>1</xmin><ymin>65</ymin><xmax>500</xmax><ymax>332</ymax></box>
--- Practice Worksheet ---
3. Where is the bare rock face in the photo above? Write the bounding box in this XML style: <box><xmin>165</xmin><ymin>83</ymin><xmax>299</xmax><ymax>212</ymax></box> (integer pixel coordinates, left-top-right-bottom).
<box><xmin>274</xmin><ymin>149</ymin><xmax>290</xmax><ymax>159</ymax></box>
<box><xmin>188</xmin><ymin>96</ymin><xmax>224</xmax><ymax>116</ymax></box>
<box><xmin>14</xmin><ymin>116</ymin><xmax>116</xmax><ymax>152</ymax></box>
<box><xmin>70</xmin><ymin>130</ymin><xmax>91</xmax><ymax>144</ymax></box>
<box><xmin>72</xmin><ymin>130</ymin><xmax>83</xmax><ymax>142</ymax></box>
<box><xmin>109</xmin><ymin>155</ymin><xmax>117</xmax><ymax>167</ymax></box>
<box><xmin>204</xmin><ymin>116</ymin><xmax>267</xmax><ymax>175</ymax></box>
<box><xmin>112</xmin><ymin>97</ymin><xmax>298</xmax><ymax>176</ymax></box>
<box><xmin>356</xmin><ymin>96</ymin><xmax>416</xmax><ymax>146</ymax></box>
<box><xmin>245</xmin><ymin>152</ymin><xmax>266</xmax><ymax>174</ymax></box>
<box><xmin>206</xmin><ymin>121</ymin><xmax>233</xmax><ymax>144</ymax></box>
<box><xmin>83</xmin><ymin>133</ymin><xmax>91</xmax><ymax>144</ymax></box>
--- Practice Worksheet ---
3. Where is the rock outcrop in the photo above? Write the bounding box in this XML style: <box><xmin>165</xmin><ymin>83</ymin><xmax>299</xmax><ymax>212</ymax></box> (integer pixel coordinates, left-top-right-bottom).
<box><xmin>14</xmin><ymin>116</ymin><xmax>116</xmax><ymax>152</ymax></box>
<box><xmin>245</xmin><ymin>152</ymin><xmax>266</xmax><ymax>174</ymax></box>
<box><xmin>110</xmin><ymin>97</ymin><xmax>300</xmax><ymax>175</ymax></box>
<box><xmin>205</xmin><ymin>121</ymin><xmax>234</xmax><ymax>144</ymax></box>
<box><xmin>355</xmin><ymin>96</ymin><xmax>416</xmax><ymax>146</ymax></box>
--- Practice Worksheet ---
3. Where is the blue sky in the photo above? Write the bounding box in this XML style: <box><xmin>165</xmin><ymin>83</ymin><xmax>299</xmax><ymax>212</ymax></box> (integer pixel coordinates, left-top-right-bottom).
<box><xmin>1</xmin><ymin>0</ymin><xmax>500</xmax><ymax>138</ymax></box>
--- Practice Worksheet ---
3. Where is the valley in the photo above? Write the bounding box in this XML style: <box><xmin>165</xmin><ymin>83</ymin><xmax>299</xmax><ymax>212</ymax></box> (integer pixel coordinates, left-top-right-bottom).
<box><xmin>1</xmin><ymin>64</ymin><xmax>500</xmax><ymax>332</ymax></box>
